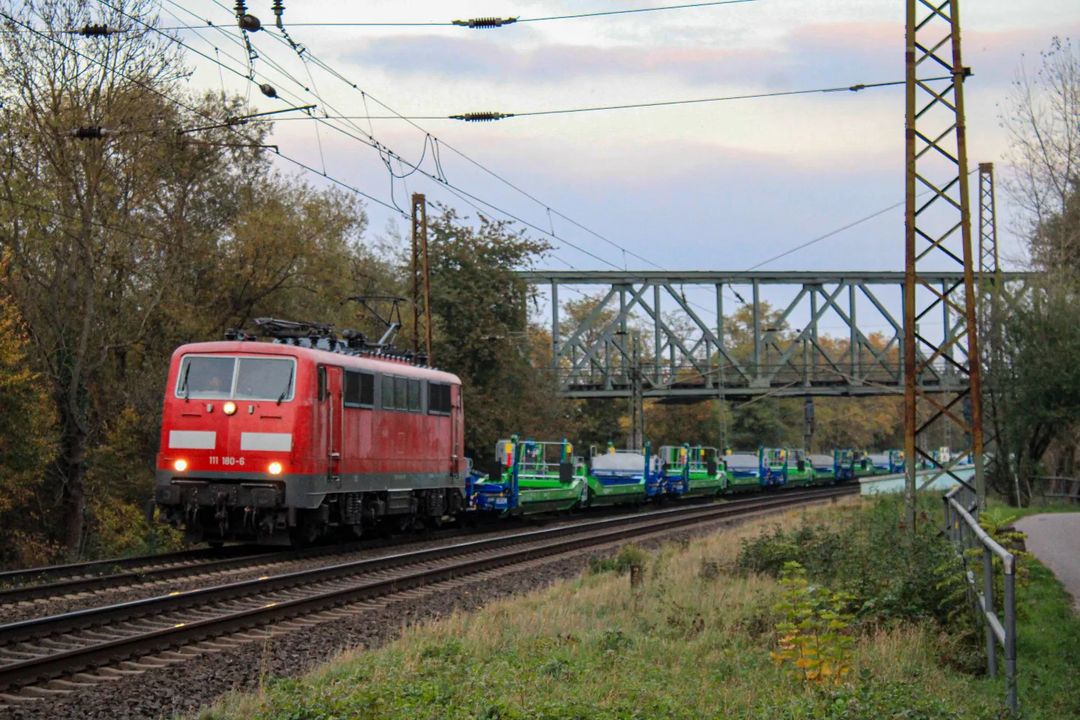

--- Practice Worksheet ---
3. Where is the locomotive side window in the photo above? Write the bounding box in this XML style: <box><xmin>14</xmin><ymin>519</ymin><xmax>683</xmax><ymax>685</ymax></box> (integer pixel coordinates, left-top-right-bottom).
<box><xmin>428</xmin><ymin>383</ymin><xmax>451</xmax><ymax>415</ymax></box>
<box><xmin>344</xmin><ymin>370</ymin><xmax>374</xmax><ymax>408</ymax></box>
<box><xmin>317</xmin><ymin>366</ymin><xmax>327</xmax><ymax>401</ymax></box>
<box><xmin>394</xmin><ymin>377</ymin><xmax>407</xmax><ymax>412</ymax></box>
<box><xmin>381</xmin><ymin>374</ymin><xmax>395</xmax><ymax>409</ymax></box>
<box><xmin>407</xmin><ymin>379</ymin><xmax>421</xmax><ymax>412</ymax></box>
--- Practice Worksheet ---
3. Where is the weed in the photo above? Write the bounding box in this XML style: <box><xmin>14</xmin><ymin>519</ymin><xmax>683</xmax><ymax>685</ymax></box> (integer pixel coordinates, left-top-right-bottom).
<box><xmin>598</xmin><ymin>628</ymin><xmax>633</xmax><ymax>653</ymax></box>
<box><xmin>770</xmin><ymin>561</ymin><xmax>854</xmax><ymax>686</ymax></box>
<box><xmin>698</xmin><ymin>557</ymin><xmax>721</xmax><ymax>581</ymax></box>
<box><xmin>418</xmin><ymin>637</ymin><xmax>465</xmax><ymax>661</ymax></box>
<box><xmin>587</xmin><ymin>543</ymin><xmax>647</xmax><ymax>574</ymax></box>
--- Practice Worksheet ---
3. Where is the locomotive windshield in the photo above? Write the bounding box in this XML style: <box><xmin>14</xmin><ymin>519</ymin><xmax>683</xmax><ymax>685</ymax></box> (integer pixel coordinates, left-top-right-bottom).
<box><xmin>176</xmin><ymin>355</ymin><xmax>295</xmax><ymax>401</ymax></box>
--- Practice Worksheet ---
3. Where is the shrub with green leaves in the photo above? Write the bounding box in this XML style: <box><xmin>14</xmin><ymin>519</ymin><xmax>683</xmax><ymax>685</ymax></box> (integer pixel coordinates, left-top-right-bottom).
<box><xmin>771</xmin><ymin>561</ymin><xmax>854</xmax><ymax>685</ymax></box>
<box><xmin>737</xmin><ymin>496</ymin><xmax>961</xmax><ymax>628</ymax></box>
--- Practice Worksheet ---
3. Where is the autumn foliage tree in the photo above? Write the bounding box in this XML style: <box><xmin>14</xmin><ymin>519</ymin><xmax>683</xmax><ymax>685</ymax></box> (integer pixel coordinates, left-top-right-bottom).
<box><xmin>989</xmin><ymin>37</ymin><xmax>1080</xmax><ymax>500</ymax></box>
<box><xmin>0</xmin><ymin>0</ymin><xmax>374</xmax><ymax>560</ymax></box>
<box><xmin>0</xmin><ymin>285</ymin><xmax>57</xmax><ymax>566</ymax></box>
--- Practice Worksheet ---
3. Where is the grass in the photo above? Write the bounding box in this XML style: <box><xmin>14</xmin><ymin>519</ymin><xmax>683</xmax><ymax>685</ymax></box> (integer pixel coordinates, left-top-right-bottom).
<box><xmin>198</xmin><ymin>496</ymin><xmax>1080</xmax><ymax>720</ymax></box>
<box><xmin>1011</xmin><ymin>545</ymin><xmax>1080</xmax><ymax>719</ymax></box>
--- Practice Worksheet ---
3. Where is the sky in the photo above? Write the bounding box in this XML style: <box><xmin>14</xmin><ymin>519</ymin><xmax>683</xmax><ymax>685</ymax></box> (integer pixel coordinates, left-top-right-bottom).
<box><xmin>160</xmin><ymin>0</ymin><xmax>1076</xmax><ymax>330</ymax></box>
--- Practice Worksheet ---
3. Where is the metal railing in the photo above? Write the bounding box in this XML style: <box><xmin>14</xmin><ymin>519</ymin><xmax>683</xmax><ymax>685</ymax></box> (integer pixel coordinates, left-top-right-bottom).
<box><xmin>943</xmin><ymin>485</ymin><xmax>1018</xmax><ymax>713</ymax></box>
<box><xmin>1030</xmin><ymin>475</ymin><xmax>1080</xmax><ymax>504</ymax></box>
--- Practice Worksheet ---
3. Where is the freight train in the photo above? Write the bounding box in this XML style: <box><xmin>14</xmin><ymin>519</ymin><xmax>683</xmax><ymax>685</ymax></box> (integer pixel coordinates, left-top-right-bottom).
<box><xmin>152</xmin><ymin>321</ymin><xmax>906</xmax><ymax>545</ymax></box>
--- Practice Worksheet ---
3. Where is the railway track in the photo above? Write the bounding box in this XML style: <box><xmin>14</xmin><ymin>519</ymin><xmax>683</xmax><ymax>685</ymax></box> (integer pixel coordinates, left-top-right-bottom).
<box><xmin>0</xmin><ymin>486</ymin><xmax>855</xmax><ymax>706</ymax></box>
<box><xmin>0</xmin><ymin>503</ymin><xmax>657</xmax><ymax>608</ymax></box>
<box><xmin>0</xmin><ymin>546</ymin><xmax>267</xmax><ymax>599</ymax></box>
<box><xmin>0</xmin><ymin>529</ymin><xmax>475</xmax><ymax>607</ymax></box>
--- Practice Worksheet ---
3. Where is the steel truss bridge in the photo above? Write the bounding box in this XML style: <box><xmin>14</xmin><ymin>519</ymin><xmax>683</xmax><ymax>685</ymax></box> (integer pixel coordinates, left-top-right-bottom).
<box><xmin>521</xmin><ymin>270</ymin><xmax>1032</xmax><ymax>401</ymax></box>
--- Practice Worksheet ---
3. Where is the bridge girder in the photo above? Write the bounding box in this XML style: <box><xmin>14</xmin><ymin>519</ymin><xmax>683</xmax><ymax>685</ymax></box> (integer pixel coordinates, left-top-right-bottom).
<box><xmin>521</xmin><ymin>270</ymin><xmax>1033</xmax><ymax>402</ymax></box>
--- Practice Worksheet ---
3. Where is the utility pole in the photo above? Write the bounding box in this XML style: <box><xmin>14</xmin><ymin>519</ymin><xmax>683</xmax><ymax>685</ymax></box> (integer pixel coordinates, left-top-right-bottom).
<box><xmin>803</xmin><ymin>398</ymin><xmax>815</xmax><ymax>453</ymax></box>
<box><xmin>629</xmin><ymin>333</ymin><xmax>644</xmax><ymax>451</ymax></box>
<box><xmin>411</xmin><ymin>193</ymin><xmax>433</xmax><ymax>363</ymax></box>
<box><xmin>904</xmin><ymin>0</ymin><xmax>985</xmax><ymax>527</ymax></box>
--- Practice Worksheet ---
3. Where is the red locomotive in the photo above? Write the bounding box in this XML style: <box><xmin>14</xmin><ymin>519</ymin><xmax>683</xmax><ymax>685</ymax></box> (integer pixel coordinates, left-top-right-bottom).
<box><xmin>153</xmin><ymin>320</ymin><xmax>465</xmax><ymax>545</ymax></box>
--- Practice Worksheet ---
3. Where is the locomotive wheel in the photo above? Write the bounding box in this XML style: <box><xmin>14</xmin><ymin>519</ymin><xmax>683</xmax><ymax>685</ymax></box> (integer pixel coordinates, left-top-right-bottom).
<box><xmin>290</xmin><ymin>515</ymin><xmax>324</xmax><ymax>547</ymax></box>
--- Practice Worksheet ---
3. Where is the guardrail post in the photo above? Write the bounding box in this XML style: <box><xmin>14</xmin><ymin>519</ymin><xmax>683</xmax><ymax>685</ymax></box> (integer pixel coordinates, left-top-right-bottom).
<box><xmin>944</xmin><ymin>489</ymin><xmax>1019</xmax><ymax>713</ymax></box>
<box><xmin>1004</xmin><ymin>561</ymin><xmax>1018</xmax><ymax>714</ymax></box>
<box><xmin>983</xmin><ymin>547</ymin><xmax>997</xmax><ymax>676</ymax></box>
<box><xmin>943</xmin><ymin>495</ymin><xmax>952</xmax><ymax>541</ymax></box>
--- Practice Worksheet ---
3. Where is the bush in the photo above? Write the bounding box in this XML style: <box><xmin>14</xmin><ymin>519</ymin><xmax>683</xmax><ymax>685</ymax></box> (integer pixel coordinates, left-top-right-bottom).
<box><xmin>587</xmin><ymin>543</ymin><xmax>647</xmax><ymax>574</ymax></box>
<box><xmin>770</xmin><ymin>561</ymin><xmax>854</xmax><ymax>686</ymax></box>
<box><xmin>736</xmin><ymin>496</ymin><xmax>964</xmax><ymax>628</ymax></box>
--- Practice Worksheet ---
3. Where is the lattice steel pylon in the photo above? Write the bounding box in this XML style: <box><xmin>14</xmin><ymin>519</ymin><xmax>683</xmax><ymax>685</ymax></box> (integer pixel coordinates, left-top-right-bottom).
<box><xmin>978</xmin><ymin>164</ymin><xmax>1000</xmax><ymax>281</ymax></box>
<box><xmin>904</xmin><ymin>0</ymin><xmax>986</xmax><ymax>526</ymax></box>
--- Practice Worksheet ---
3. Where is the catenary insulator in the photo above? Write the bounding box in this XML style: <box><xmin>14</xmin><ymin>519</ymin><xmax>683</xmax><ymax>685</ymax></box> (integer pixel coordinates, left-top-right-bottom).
<box><xmin>449</xmin><ymin>112</ymin><xmax>515</xmax><ymax>122</ymax></box>
<box><xmin>71</xmin><ymin>126</ymin><xmax>108</xmax><ymax>139</ymax></box>
<box><xmin>71</xmin><ymin>24</ymin><xmax>121</xmax><ymax>37</ymax></box>
<box><xmin>452</xmin><ymin>17</ymin><xmax>518</xmax><ymax>29</ymax></box>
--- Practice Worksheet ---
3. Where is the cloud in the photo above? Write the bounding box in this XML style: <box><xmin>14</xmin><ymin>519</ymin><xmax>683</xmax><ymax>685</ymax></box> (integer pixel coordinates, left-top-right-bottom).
<box><xmin>340</xmin><ymin>34</ymin><xmax>778</xmax><ymax>86</ymax></box>
<box><xmin>337</xmin><ymin>19</ymin><xmax>1079</xmax><ymax>96</ymax></box>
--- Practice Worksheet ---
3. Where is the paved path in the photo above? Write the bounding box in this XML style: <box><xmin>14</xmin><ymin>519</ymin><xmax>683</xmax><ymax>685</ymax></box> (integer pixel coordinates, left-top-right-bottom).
<box><xmin>1015</xmin><ymin>513</ymin><xmax>1080</xmax><ymax>613</ymax></box>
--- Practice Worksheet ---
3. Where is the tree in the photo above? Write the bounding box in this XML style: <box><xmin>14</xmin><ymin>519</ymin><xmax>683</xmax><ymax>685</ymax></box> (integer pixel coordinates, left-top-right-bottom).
<box><xmin>0</xmin><ymin>0</ymin><xmax>190</xmax><ymax>553</ymax></box>
<box><xmin>1002</xmin><ymin>37</ymin><xmax>1080</xmax><ymax>272</ymax></box>
<box><xmin>985</xmin><ymin>37</ymin><xmax>1080</xmax><ymax>502</ymax></box>
<box><xmin>993</xmin><ymin>282</ymin><xmax>1080</xmax><ymax>501</ymax></box>
<box><xmin>0</xmin><ymin>1</ymin><xmax>375</xmax><ymax>557</ymax></box>
<box><xmin>0</xmin><ymin>284</ymin><xmax>57</xmax><ymax>566</ymax></box>
<box><xmin>425</xmin><ymin>206</ymin><xmax>560</xmax><ymax>469</ymax></box>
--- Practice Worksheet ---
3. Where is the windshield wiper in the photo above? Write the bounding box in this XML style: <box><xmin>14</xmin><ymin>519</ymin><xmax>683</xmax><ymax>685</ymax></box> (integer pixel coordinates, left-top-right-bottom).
<box><xmin>277</xmin><ymin>367</ymin><xmax>293</xmax><ymax>405</ymax></box>
<box><xmin>179</xmin><ymin>363</ymin><xmax>192</xmax><ymax>401</ymax></box>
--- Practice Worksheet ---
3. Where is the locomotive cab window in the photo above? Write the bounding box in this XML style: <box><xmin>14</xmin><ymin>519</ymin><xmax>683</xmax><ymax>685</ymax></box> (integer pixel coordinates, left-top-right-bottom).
<box><xmin>428</xmin><ymin>383</ymin><xmax>451</xmax><ymax>415</ymax></box>
<box><xmin>344</xmin><ymin>370</ymin><xmax>374</xmax><ymax>408</ymax></box>
<box><xmin>235</xmin><ymin>358</ymin><xmax>294</xmax><ymax>401</ymax></box>
<box><xmin>176</xmin><ymin>355</ymin><xmax>295</xmax><ymax>402</ymax></box>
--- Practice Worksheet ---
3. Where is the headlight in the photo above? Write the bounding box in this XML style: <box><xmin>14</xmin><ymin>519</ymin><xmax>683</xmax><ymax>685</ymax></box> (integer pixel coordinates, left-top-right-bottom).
<box><xmin>223</xmin><ymin>401</ymin><xmax>237</xmax><ymax>416</ymax></box>
<box><xmin>174</xmin><ymin>458</ymin><xmax>188</xmax><ymax>472</ymax></box>
<box><xmin>268</xmin><ymin>461</ymin><xmax>283</xmax><ymax>476</ymax></box>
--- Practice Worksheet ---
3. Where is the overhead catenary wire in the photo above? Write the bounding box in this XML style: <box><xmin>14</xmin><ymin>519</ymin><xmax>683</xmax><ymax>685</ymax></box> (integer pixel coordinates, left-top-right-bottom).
<box><xmin>177</xmin><ymin>0</ymin><xmax>744</xmax><ymax>278</ymax></box>
<box><xmin>158</xmin><ymin>1</ymin><xmax>755</xmax><ymax>30</ymax></box>
<box><xmin>0</xmin><ymin>8</ymin><xmax>407</xmax><ymax>218</ymax></box>
<box><xmin>214</xmin><ymin>12</ymin><xmax>953</xmax><ymax>285</ymax></box>
<box><xmin>743</xmin><ymin>169</ymin><xmax>978</xmax><ymax>271</ymax></box>
<box><xmin>231</xmin><ymin>19</ymin><xmax>684</xmax><ymax>272</ymax></box>
<box><xmin>227</xmin><ymin>3</ymin><xmax>650</xmax><ymax>271</ymax></box>
<box><xmin>117</xmin><ymin>0</ymin><xmax>637</xmax><ymax>272</ymax></box>
<box><xmin>259</xmin><ymin>77</ymin><xmax>941</xmax><ymax>123</ymax></box>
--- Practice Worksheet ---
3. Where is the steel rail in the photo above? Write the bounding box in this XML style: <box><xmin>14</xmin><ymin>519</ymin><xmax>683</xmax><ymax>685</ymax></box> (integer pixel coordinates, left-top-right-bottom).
<box><xmin>0</xmin><ymin>492</ymin><xmax>728</xmax><ymax>604</ymax></box>
<box><xmin>0</xmin><ymin>487</ymin><xmax>847</xmax><ymax>642</ymax></box>
<box><xmin>0</xmin><ymin>525</ymin><xmax>481</xmax><ymax>604</ymax></box>
<box><xmin>0</xmin><ymin>546</ymin><xmax>263</xmax><ymax>591</ymax></box>
<box><xmin>0</xmin><ymin>550</ymin><xmax>287</xmax><ymax>604</ymax></box>
<box><xmin>0</xmin><ymin>486</ymin><xmax>853</xmax><ymax>691</ymax></box>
